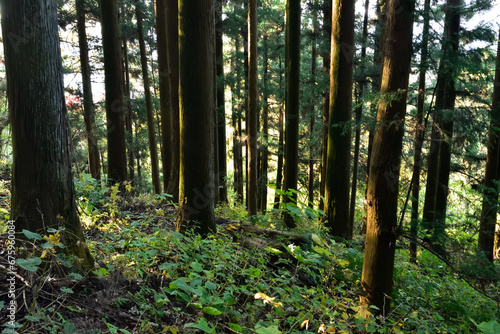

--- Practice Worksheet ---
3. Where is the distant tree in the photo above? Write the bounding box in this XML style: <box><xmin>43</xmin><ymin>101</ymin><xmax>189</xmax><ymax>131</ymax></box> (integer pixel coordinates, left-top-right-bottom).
<box><xmin>2</xmin><ymin>0</ymin><xmax>94</xmax><ymax>271</ymax></box>
<box><xmin>410</xmin><ymin>0</ymin><xmax>431</xmax><ymax>263</ymax></box>
<box><xmin>478</xmin><ymin>28</ymin><xmax>500</xmax><ymax>262</ymax></box>
<box><xmin>259</xmin><ymin>34</ymin><xmax>270</xmax><ymax>212</ymax></box>
<box><xmin>360</xmin><ymin>0</ymin><xmax>414</xmax><ymax>314</ymax></box>
<box><xmin>247</xmin><ymin>0</ymin><xmax>258</xmax><ymax>216</ymax></box>
<box><xmin>324</xmin><ymin>0</ymin><xmax>355</xmax><ymax>239</ymax></box>
<box><xmin>76</xmin><ymin>0</ymin><xmax>101</xmax><ymax>180</ymax></box>
<box><xmin>136</xmin><ymin>2</ymin><xmax>161</xmax><ymax>194</ymax></box>
<box><xmin>422</xmin><ymin>0</ymin><xmax>461</xmax><ymax>241</ymax></box>
<box><xmin>176</xmin><ymin>0</ymin><xmax>216</xmax><ymax>234</ymax></box>
<box><xmin>100</xmin><ymin>0</ymin><xmax>128</xmax><ymax>183</ymax></box>
<box><xmin>283</xmin><ymin>0</ymin><xmax>301</xmax><ymax>228</ymax></box>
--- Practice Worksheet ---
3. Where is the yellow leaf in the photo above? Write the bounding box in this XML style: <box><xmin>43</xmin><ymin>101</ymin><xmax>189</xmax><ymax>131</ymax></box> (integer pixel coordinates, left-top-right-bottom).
<box><xmin>318</xmin><ymin>324</ymin><xmax>326</xmax><ymax>333</ymax></box>
<box><xmin>254</xmin><ymin>292</ymin><xmax>283</xmax><ymax>308</ymax></box>
<box><xmin>300</xmin><ymin>319</ymin><xmax>309</xmax><ymax>330</ymax></box>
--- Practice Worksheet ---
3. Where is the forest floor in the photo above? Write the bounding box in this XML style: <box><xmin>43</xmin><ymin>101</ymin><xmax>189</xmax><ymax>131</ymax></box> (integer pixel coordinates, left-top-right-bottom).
<box><xmin>1</xmin><ymin>176</ymin><xmax>500</xmax><ymax>334</ymax></box>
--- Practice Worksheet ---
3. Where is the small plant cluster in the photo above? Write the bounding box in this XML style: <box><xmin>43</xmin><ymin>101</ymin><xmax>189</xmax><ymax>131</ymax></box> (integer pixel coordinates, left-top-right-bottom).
<box><xmin>0</xmin><ymin>175</ymin><xmax>499</xmax><ymax>333</ymax></box>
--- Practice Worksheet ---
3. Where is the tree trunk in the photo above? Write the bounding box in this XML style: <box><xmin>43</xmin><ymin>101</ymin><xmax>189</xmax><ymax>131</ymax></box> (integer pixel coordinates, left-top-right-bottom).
<box><xmin>165</xmin><ymin>0</ymin><xmax>180</xmax><ymax>201</ymax></box>
<box><xmin>422</xmin><ymin>0</ymin><xmax>461</xmax><ymax>241</ymax></box>
<box><xmin>360</xmin><ymin>0</ymin><xmax>414</xmax><ymax>315</ymax></box>
<box><xmin>319</xmin><ymin>0</ymin><xmax>332</xmax><ymax>210</ymax></box>
<box><xmin>232</xmin><ymin>37</ymin><xmax>244</xmax><ymax>203</ymax></box>
<box><xmin>76</xmin><ymin>0</ymin><xmax>101</xmax><ymax>180</ymax></box>
<box><xmin>136</xmin><ymin>4</ymin><xmax>161</xmax><ymax>194</ymax></box>
<box><xmin>410</xmin><ymin>0</ymin><xmax>431</xmax><ymax>263</ymax></box>
<box><xmin>247</xmin><ymin>0</ymin><xmax>258</xmax><ymax>216</ymax></box>
<box><xmin>101</xmin><ymin>0</ymin><xmax>127</xmax><ymax>183</ymax></box>
<box><xmin>259</xmin><ymin>35</ymin><xmax>269</xmax><ymax>213</ymax></box>
<box><xmin>176</xmin><ymin>0</ymin><xmax>216</xmax><ymax>234</ymax></box>
<box><xmin>349</xmin><ymin>0</ymin><xmax>370</xmax><ymax>233</ymax></box>
<box><xmin>478</xmin><ymin>28</ymin><xmax>500</xmax><ymax>262</ymax></box>
<box><xmin>308</xmin><ymin>0</ymin><xmax>318</xmax><ymax>208</ymax></box>
<box><xmin>273</xmin><ymin>101</ymin><xmax>285</xmax><ymax>210</ymax></box>
<box><xmin>216</xmin><ymin>0</ymin><xmax>228</xmax><ymax>203</ymax></box>
<box><xmin>324</xmin><ymin>0</ymin><xmax>354</xmax><ymax>239</ymax></box>
<box><xmin>122</xmin><ymin>38</ymin><xmax>135</xmax><ymax>182</ymax></box>
<box><xmin>2</xmin><ymin>0</ymin><xmax>94</xmax><ymax>271</ymax></box>
<box><xmin>283</xmin><ymin>0</ymin><xmax>301</xmax><ymax>228</ymax></box>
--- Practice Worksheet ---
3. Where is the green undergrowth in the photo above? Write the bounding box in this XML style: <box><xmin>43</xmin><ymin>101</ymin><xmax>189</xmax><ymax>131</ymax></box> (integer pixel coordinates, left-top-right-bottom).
<box><xmin>1</xmin><ymin>176</ymin><xmax>499</xmax><ymax>333</ymax></box>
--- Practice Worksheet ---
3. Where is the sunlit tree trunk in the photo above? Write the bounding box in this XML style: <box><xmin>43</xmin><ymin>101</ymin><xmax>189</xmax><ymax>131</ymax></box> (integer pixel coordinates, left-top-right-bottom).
<box><xmin>122</xmin><ymin>38</ymin><xmax>135</xmax><ymax>182</ymax></box>
<box><xmin>478</xmin><ymin>28</ymin><xmax>500</xmax><ymax>262</ymax></box>
<box><xmin>136</xmin><ymin>4</ymin><xmax>161</xmax><ymax>194</ymax></box>
<box><xmin>319</xmin><ymin>0</ymin><xmax>332</xmax><ymax>210</ymax></box>
<box><xmin>283</xmin><ymin>0</ymin><xmax>301</xmax><ymax>228</ymax></box>
<box><xmin>259</xmin><ymin>35</ymin><xmax>269</xmax><ymax>213</ymax></box>
<box><xmin>76</xmin><ymin>0</ymin><xmax>100</xmax><ymax>180</ymax></box>
<box><xmin>423</xmin><ymin>0</ymin><xmax>461</xmax><ymax>241</ymax></box>
<box><xmin>101</xmin><ymin>0</ymin><xmax>127</xmax><ymax>183</ymax></box>
<box><xmin>360</xmin><ymin>0</ymin><xmax>414</xmax><ymax>315</ymax></box>
<box><xmin>232</xmin><ymin>37</ymin><xmax>244</xmax><ymax>203</ymax></box>
<box><xmin>410</xmin><ymin>0</ymin><xmax>431</xmax><ymax>263</ymax></box>
<box><xmin>176</xmin><ymin>0</ymin><xmax>216</xmax><ymax>234</ymax></box>
<box><xmin>324</xmin><ymin>0</ymin><xmax>354</xmax><ymax>239</ymax></box>
<box><xmin>308</xmin><ymin>0</ymin><xmax>319</xmax><ymax>208</ymax></box>
<box><xmin>2</xmin><ymin>0</ymin><xmax>94</xmax><ymax>271</ymax></box>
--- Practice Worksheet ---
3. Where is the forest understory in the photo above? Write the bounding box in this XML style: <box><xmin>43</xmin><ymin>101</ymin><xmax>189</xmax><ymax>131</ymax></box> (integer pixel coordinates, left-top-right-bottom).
<box><xmin>1</xmin><ymin>174</ymin><xmax>499</xmax><ymax>334</ymax></box>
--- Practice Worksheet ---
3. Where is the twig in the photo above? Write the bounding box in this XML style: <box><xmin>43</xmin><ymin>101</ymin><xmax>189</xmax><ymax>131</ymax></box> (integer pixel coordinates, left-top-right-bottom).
<box><xmin>0</xmin><ymin>263</ymin><xmax>31</xmax><ymax>287</ymax></box>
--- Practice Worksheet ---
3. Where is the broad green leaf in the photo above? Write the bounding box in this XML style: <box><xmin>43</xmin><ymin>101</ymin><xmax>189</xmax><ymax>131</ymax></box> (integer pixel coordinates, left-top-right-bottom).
<box><xmin>205</xmin><ymin>281</ymin><xmax>218</xmax><ymax>290</ymax></box>
<box><xmin>63</xmin><ymin>321</ymin><xmax>76</xmax><ymax>334</ymax></box>
<box><xmin>60</xmin><ymin>287</ymin><xmax>74</xmax><ymax>294</ymax></box>
<box><xmin>22</xmin><ymin>229</ymin><xmax>43</xmax><ymax>241</ymax></box>
<box><xmin>16</xmin><ymin>257</ymin><xmax>42</xmax><ymax>272</ymax></box>
<box><xmin>68</xmin><ymin>273</ymin><xmax>83</xmax><ymax>280</ymax></box>
<box><xmin>249</xmin><ymin>268</ymin><xmax>261</xmax><ymax>277</ymax></box>
<box><xmin>265</xmin><ymin>247</ymin><xmax>282</xmax><ymax>254</ymax></box>
<box><xmin>477</xmin><ymin>320</ymin><xmax>500</xmax><ymax>334</ymax></box>
<box><xmin>191</xmin><ymin>261</ymin><xmax>203</xmax><ymax>272</ymax></box>
<box><xmin>228</xmin><ymin>323</ymin><xmax>243</xmax><ymax>332</ymax></box>
<box><xmin>286</xmin><ymin>204</ymin><xmax>302</xmax><ymax>216</ymax></box>
<box><xmin>0</xmin><ymin>301</ymin><xmax>4</xmax><ymax>309</ymax></box>
<box><xmin>255</xmin><ymin>324</ymin><xmax>282</xmax><ymax>334</ymax></box>
<box><xmin>184</xmin><ymin>318</ymin><xmax>215</xmax><ymax>334</ymax></box>
<box><xmin>202</xmin><ymin>306</ymin><xmax>222</xmax><ymax>316</ymax></box>
<box><xmin>311</xmin><ymin>234</ymin><xmax>324</xmax><ymax>246</ymax></box>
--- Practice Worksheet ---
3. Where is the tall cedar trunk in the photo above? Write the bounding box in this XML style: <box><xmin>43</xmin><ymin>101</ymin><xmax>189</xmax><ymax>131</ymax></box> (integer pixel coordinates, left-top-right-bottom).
<box><xmin>176</xmin><ymin>0</ymin><xmax>216</xmax><ymax>234</ymax></box>
<box><xmin>216</xmin><ymin>0</ymin><xmax>228</xmax><ymax>203</ymax></box>
<box><xmin>274</xmin><ymin>101</ymin><xmax>285</xmax><ymax>209</ymax></box>
<box><xmin>283</xmin><ymin>0</ymin><xmax>301</xmax><ymax>228</ymax></box>
<box><xmin>308</xmin><ymin>0</ymin><xmax>318</xmax><ymax>208</ymax></box>
<box><xmin>259</xmin><ymin>35</ymin><xmax>269</xmax><ymax>213</ymax></box>
<box><xmin>324</xmin><ymin>0</ymin><xmax>354</xmax><ymax>239</ymax></box>
<box><xmin>232</xmin><ymin>37</ymin><xmax>244</xmax><ymax>203</ymax></box>
<box><xmin>319</xmin><ymin>0</ymin><xmax>332</xmax><ymax>210</ymax></box>
<box><xmin>136</xmin><ymin>5</ymin><xmax>161</xmax><ymax>194</ymax></box>
<box><xmin>349</xmin><ymin>0</ymin><xmax>370</xmax><ymax>231</ymax></box>
<box><xmin>410</xmin><ymin>0</ymin><xmax>431</xmax><ymax>263</ymax></box>
<box><xmin>242</xmin><ymin>25</ymin><xmax>249</xmax><ymax>209</ymax></box>
<box><xmin>101</xmin><ymin>0</ymin><xmax>127</xmax><ymax>183</ymax></box>
<box><xmin>478</xmin><ymin>28</ymin><xmax>500</xmax><ymax>262</ymax></box>
<box><xmin>360</xmin><ymin>0</ymin><xmax>414</xmax><ymax>315</ymax></box>
<box><xmin>156</xmin><ymin>0</ymin><xmax>171</xmax><ymax>193</ymax></box>
<box><xmin>76</xmin><ymin>0</ymin><xmax>101</xmax><ymax>180</ymax></box>
<box><xmin>123</xmin><ymin>39</ymin><xmax>135</xmax><ymax>181</ymax></box>
<box><xmin>422</xmin><ymin>0</ymin><xmax>460</xmax><ymax>240</ymax></box>
<box><xmin>247</xmin><ymin>0</ymin><xmax>258</xmax><ymax>216</ymax></box>
<box><xmin>165</xmin><ymin>0</ymin><xmax>180</xmax><ymax>201</ymax></box>
<box><xmin>2</xmin><ymin>0</ymin><xmax>94</xmax><ymax>271</ymax></box>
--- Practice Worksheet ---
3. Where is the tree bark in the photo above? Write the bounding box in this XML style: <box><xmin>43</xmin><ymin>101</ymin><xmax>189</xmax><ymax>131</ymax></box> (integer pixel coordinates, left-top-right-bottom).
<box><xmin>76</xmin><ymin>0</ymin><xmax>101</xmax><ymax>180</ymax></box>
<box><xmin>283</xmin><ymin>0</ymin><xmax>301</xmax><ymax>228</ymax></box>
<box><xmin>232</xmin><ymin>37</ymin><xmax>244</xmax><ymax>203</ymax></box>
<box><xmin>2</xmin><ymin>0</ymin><xmax>94</xmax><ymax>271</ymax></box>
<box><xmin>176</xmin><ymin>0</ymin><xmax>216</xmax><ymax>234</ymax></box>
<box><xmin>100</xmin><ymin>0</ymin><xmax>128</xmax><ymax>183</ymax></box>
<box><xmin>360</xmin><ymin>0</ymin><xmax>414</xmax><ymax>315</ymax></box>
<box><xmin>259</xmin><ymin>35</ymin><xmax>269</xmax><ymax>213</ymax></box>
<box><xmin>136</xmin><ymin>4</ymin><xmax>161</xmax><ymax>194</ymax></box>
<box><xmin>324</xmin><ymin>0</ymin><xmax>354</xmax><ymax>239</ymax></box>
<box><xmin>422</xmin><ymin>0</ymin><xmax>461</xmax><ymax>240</ymax></box>
<box><xmin>478</xmin><ymin>28</ymin><xmax>500</xmax><ymax>262</ymax></box>
<box><xmin>247</xmin><ymin>0</ymin><xmax>258</xmax><ymax>216</ymax></box>
<box><xmin>122</xmin><ymin>38</ymin><xmax>135</xmax><ymax>182</ymax></box>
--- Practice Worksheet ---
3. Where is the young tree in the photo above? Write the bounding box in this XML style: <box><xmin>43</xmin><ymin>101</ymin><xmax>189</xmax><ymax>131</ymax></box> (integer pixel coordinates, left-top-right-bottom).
<box><xmin>136</xmin><ymin>2</ymin><xmax>161</xmax><ymax>194</ymax></box>
<box><xmin>283</xmin><ymin>0</ymin><xmax>301</xmax><ymax>228</ymax></box>
<box><xmin>324</xmin><ymin>0</ymin><xmax>355</xmax><ymax>239</ymax></box>
<box><xmin>247</xmin><ymin>0</ymin><xmax>258</xmax><ymax>216</ymax></box>
<box><xmin>478</xmin><ymin>28</ymin><xmax>500</xmax><ymax>262</ymax></box>
<box><xmin>2</xmin><ymin>0</ymin><xmax>94</xmax><ymax>271</ymax></box>
<box><xmin>360</xmin><ymin>0</ymin><xmax>414</xmax><ymax>314</ymax></box>
<box><xmin>101</xmin><ymin>0</ymin><xmax>128</xmax><ymax>183</ymax></box>
<box><xmin>176</xmin><ymin>0</ymin><xmax>216</xmax><ymax>234</ymax></box>
<box><xmin>422</xmin><ymin>0</ymin><xmax>461</xmax><ymax>241</ymax></box>
<box><xmin>76</xmin><ymin>0</ymin><xmax>101</xmax><ymax>180</ymax></box>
